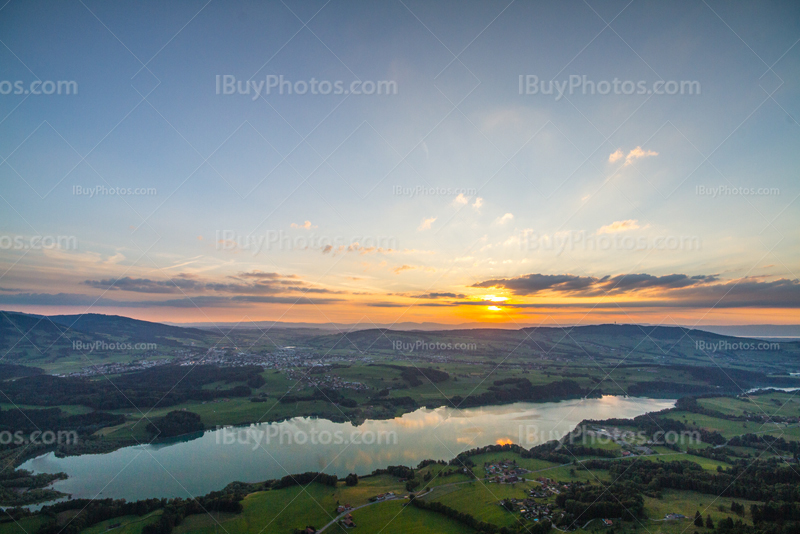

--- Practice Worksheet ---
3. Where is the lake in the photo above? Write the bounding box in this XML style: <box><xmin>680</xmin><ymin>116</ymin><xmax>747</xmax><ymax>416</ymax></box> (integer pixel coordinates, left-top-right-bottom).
<box><xmin>20</xmin><ymin>395</ymin><xmax>673</xmax><ymax>503</ymax></box>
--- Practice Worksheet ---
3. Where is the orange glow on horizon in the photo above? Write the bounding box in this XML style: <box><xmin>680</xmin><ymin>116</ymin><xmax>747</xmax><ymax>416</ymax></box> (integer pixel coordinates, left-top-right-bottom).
<box><xmin>5</xmin><ymin>302</ymin><xmax>800</xmax><ymax>327</ymax></box>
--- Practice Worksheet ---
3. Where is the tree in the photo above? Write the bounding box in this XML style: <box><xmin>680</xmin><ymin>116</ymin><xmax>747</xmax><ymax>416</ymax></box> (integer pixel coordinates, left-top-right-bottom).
<box><xmin>705</xmin><ymin>515</ymin><xmax>714</xmax><ymax>529</ymax></box>
<box><xmin>146</xmin><ymin>410</ymin><xmax>204</xmax><ymax>439</ymax></box>
<box><xmin>345</xmin><ymin>473</ymin><xmax>358</xmax><ymax>486</ymax></box>
<box><xmin>694</xmin><ymin>511</ymin><xmax>703</xmax><ymax>527</ymax></box>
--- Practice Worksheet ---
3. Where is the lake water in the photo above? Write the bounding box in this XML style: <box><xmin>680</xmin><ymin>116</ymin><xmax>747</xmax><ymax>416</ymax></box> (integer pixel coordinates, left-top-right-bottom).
<box><xmin>20</xmin><ymin>396</ymin><xmax>673</xmax><ymax>503</ymax></box>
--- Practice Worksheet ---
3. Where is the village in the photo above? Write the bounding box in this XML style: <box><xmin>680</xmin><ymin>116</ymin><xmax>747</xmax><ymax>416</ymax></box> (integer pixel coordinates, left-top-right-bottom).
<box><xmin>484</xmin><ymin>459</ymin><xmax>531</xmax><ymax>484</ymax></box>
<box><xmin>498</xmin><ymin>476</ymin><xmax>577</xmax><ymax>523</ymax></box>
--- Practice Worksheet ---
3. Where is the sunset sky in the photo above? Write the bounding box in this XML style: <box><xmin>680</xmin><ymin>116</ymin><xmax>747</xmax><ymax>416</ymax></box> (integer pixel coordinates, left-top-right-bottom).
<box><xmin>1</xmin><ymin>0</ymin><xmax>799</xmax><ymax>326</ymax></box>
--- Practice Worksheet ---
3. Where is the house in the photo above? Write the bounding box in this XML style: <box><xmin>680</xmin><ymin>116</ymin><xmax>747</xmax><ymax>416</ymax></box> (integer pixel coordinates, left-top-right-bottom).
<box><xmin>665</xmin><ymin>513</ymin><xmax>686</xmax><ymax>520</ymax></box>
<box><xmin>602</xmin><ymin>519</ymin><xmax>613</xmax><ymax>526</ymax></box>
<box><xmin>341</xmin><ymin>514</ymin><xmax>356</xmax><ymax>528</ymax></box>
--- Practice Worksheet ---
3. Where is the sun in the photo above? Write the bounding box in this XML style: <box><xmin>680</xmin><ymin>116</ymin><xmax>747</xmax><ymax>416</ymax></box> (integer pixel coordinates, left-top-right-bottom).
<box><xmin>488</xmin><ymin>305</ymin><xmax>502</xmax><ymax>311</ymax></box>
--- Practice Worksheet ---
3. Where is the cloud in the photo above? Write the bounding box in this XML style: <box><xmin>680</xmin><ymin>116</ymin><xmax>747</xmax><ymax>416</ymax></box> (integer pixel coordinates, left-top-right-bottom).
<box><xmin>597</xmin><ymin>219</ymin><xmax>640</xmax><ymax>234</ymax></box>
<box><xmin>366</xmin><ymin>300</ymin><xmax>451</xmax><ymax>307</ymax></box>
<box><xmin>82</xmin><ymin>277</ymin><xmax>199</xmax><ymax>293</ymax></box>
<box><xmin>494</xmin><ymin>213</ymin><xmax>513</xmax><ymax>225</ymax></box>
<box><xmin>393</xmin><ymin>264</ymin><xmax>414</xmax><ymax>274</ymax></box>
<box><xmin>483</xmin><ymin>108</ymin><xmax>523</xmax><ymax>130</ymax></box>
<box><xmin>472</xmin><ymin>272</ymin><xmax>720</xmax><ymax>297</ymax></box>
<box><xmin>0</xmin><ymin>293</ymin><xmax>341</xmax><ymax>308</ymax></box>
<box><xmin>453</xmin><ymin>193</ymin><xmax>469</xmax><ymax>206</ymax></box>
<box><xmin>82</xmin><ymin>271</ymin><xmax>337</xmax><ymax>297</ymax></box>
<box><xmin>420</xmin><ymin>141</ymin><xmax>429</xmax><ymax>159</ymax></box>
<box><xmin>418</xmin><ymin>217</ymin><xmax>437</xmax><ymax>231</ymax></box>
<box><xmin>237</xmin><ymin>271</ymin><xmax>292</xmax><ymax>279</ymax></box>
<box><xmin>474</xmin><ymin>273</ymin><xmax>597</xmax><ymax>295</ymax></box>
<box><xmin>472</xmin><ymin>197</ymin><xmax>484</xmax><ymax>209</ymax></box>
<box><xmin>320</xmin><ymin>243</ymin><xmax>396</xmax><ymax>256</ymax></box>
<box><xmin>475</xmin><ymin>277</ymin><xmax>800</xmax><ymax>310</ymax></box>
<box><xmin>412</xmin><ymin>292</ymin><xmax>467</xmax><ymax>299</ymax></box>
<box><xmin>290</xmin><ymin>220</ymin><xmax>317</xmax><ymax>229</ymax></box>
<box><xmin>625</xmin><ymin>146</ymin><xmax>658</xmax><ymax>166</ymax></box>
<box><xmin>609</xmin><ymin>147</ymin><xmax>659</xmax><ymax>166</ymax></box>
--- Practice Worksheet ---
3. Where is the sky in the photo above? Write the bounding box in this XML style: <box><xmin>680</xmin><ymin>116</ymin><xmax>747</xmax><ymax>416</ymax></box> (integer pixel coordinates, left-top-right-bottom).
<box><xmin>1</xmin><ymin>0</ymin><xmax>799</xmax><ymax>327</ymax></box>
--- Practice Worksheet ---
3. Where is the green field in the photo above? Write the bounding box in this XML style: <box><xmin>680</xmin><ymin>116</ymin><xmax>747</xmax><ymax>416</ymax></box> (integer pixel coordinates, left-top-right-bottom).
<box><xmin>81</xmin><ymin>511</ymin><xmax>163</xmax><ymax>534</ymax></box>
<box><xmin>350</xmin><ymin>499</ymin><xmax>476</xmax><ymax>533</ymax></box>
<box><xmin>422</xmin><ymin>479</ymin><xmax>538</xmax><ymax>528</ymax></box>
<box><xmin>173</xmin><ymin>484</ymin><xmax>340</xmax><ymax>534</ymax></box>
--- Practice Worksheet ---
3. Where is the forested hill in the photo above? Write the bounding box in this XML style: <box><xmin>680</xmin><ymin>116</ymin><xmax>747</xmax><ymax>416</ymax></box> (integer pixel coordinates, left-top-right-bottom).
<box><xmin>48</xmin><ymin>313</ymin><xmax>210</xmax><ymax>342</ymax></box>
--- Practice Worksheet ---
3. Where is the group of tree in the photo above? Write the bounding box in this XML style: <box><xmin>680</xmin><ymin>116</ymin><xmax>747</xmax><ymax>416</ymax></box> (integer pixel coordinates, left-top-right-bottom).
<box><xmin>581</xmin><ymin>458</ymin><xmax>800</xmax><ymax>502</ymax></box>
<box><xmin>273</xmin><ymin>472</ymin><xmax>338</xmax><ymax>489</ymax></box>
<box><xmin>145</xmin><ymin>410</ymin><xmax>204</xmax><ymax>439</ymax></box>
<box><xmin>449</xmin><ymin>379</ymin><xmax>594</xmax><ymax>408</ymax></box>
<box><xmin>0</xmin><ymin>365</ymin><xmax>260</xmax><ymax>410</ymax></box>
<box><xmin>279</xmin><ymin>386</ymin><xmax>357</xmax><ymax>407</ymax></box>
<box><xmin>408</xmin><ymin>495</ymin><xmax>551</xmax><ymax>534</ymax></box>
<box><xmin>555</xmin><ymin>481</ymin><xmax>644</xmax><ymax>523</ymax></box>
<box><xmin>370</xmin><ymin>364</ymin><xmax>449</xmax><ymax>387</ymax></box>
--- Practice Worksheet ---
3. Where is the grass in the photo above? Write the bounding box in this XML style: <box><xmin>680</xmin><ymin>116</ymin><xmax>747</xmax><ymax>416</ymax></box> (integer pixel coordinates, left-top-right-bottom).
<box><xmin>330</xmin><ymin>474</ymin><xmax>406</xmax><ymax>506</ymax></box>
<box><xmin>642</xmin><ymin>489</ymin><xmax>759</xmax><ymax>531</ymax></box>
<box><xmin>349</xmin><ymin>499</ymin><xmax>476</xmax><ymax>533</ymax></box>
<box><xmin>172</xmin><ymin>484</ymin><xmax>339</xmax><ymax>534</ymax></box>
<box><xmin>699</xmin><ymin>393</ymin><xmax>800</xmax><ymax>419</ymax></box>
<box><xmin>81</xmin><ymin>511</ymin><xmax>163</xmax><ymax>534</ymax></box>
<box><xmin>0</xmin><ymin>403</ymin><xmax>94</xmax><ymax>415</ymax></box>
<box><xmin>467</xmin><ymin>452</ymin><xmax>559</xmax><ymax>477</ymax></box>
<box><xmin>663</xmin><ymin>412</ymin><xmax>762</xmax><ymax>438</ymax></box>
<box><xmin>422</xmin><ymin>479</ymin><xmax>537</xmax><ymax>528</ymax></box>
<box><xmin>0</xmin><ymin>516</ymin><xmax>51</xmax><ymax>534</ymax></box>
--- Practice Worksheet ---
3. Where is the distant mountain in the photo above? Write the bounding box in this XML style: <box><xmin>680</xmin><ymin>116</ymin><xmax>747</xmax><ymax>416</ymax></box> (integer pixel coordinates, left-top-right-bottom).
<box><xmin>49</xmin><ymin>313</ymin><xmax>209</xmax><ymax>343</ymax></box>
<box><xmin>0</xmin><ymin>311</ymin><xmax>214</xmax><ymax>364</ymax></box>
<box><xmin>304</xmin><ymin>323</ymin><xmax>800</xmax><ymax>371</ymax></box>
<box><xmin>3</xmin><ymin>311</ymin><xmax>799</xmax><ymax>378</ymax></box>
<box><xmin>690</xmin><ymin>324</ymin><xmax>800</xmax><ymax>339</ymax></box>
<box><xmin>172</xmin><ymin>319</ymin><xmax>800</xmax><ymax>338</ymax></box>
<box><xmin>169</xmin><ymin>320</ymin><xmax>498</xmax><ymax>331</ymax></box>
<box><xmin>0</xmin><ymin>311</ymin><xmax>101</xmax><ymax>363</ymax></box>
